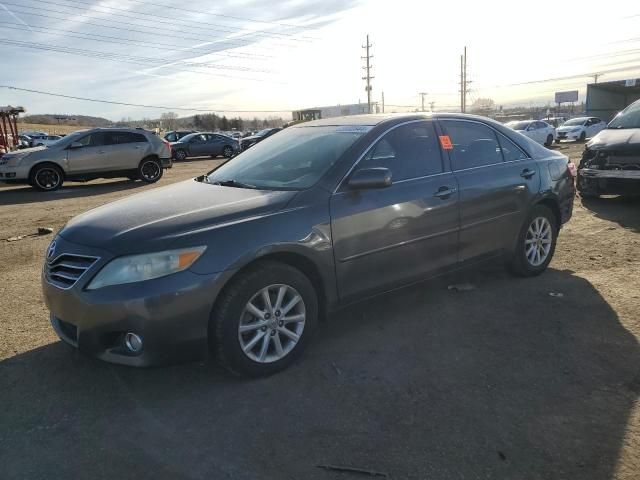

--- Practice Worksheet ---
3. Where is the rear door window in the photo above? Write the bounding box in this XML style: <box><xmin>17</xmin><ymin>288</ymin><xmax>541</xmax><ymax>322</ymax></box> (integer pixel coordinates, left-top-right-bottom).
<box><xmin>441</xmin><ymin>120</ymin><xmax>503</xmax><ymax>170</ymax></box>
<box><xmin>496</xmin><ymin>132</ymin><xmax>528</xmax><ymax>162</ymax></box>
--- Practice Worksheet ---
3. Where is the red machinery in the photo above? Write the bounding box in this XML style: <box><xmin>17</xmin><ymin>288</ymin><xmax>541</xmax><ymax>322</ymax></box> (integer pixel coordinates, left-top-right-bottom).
<box><xmin>0</xmin><ymin>106</ymin><xmax>25</xmax><ymax>155</ymax></box>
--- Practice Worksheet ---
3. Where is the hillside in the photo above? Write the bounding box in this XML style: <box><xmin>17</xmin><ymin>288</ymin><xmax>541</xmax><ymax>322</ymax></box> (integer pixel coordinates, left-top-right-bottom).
<box><xmin>18</xmin><ymin>114</ymin><xmax>113</xmax><ymax>128</ymax></box>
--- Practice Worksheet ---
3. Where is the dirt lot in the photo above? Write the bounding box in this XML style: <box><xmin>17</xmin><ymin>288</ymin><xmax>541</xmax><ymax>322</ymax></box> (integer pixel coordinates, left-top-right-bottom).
<box><xmin>1</xmin><ymin>144</ymin><xmax>639</xmax><ymax>479</ymax></box>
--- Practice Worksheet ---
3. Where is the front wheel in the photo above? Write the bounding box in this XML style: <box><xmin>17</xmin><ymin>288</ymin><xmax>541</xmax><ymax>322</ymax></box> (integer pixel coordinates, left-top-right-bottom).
<box><xmin>137</xmin><ymin>158</ymin><xmax>163</xmax><ymax>183</ymax></box>
<box><xmin>579</xmin><ymin>132</ymin><xmax>586</xmax><ymax>142</ymax></box>
<box><xmin>545</xmin><ymin>135</ymin><xmax>554</xmax><ymax>147</ymax></box>
<box><xmin>30</xmin><ymin>164</ymin><xmax>64</xmax><ymax>191</ymax></box>
<box><xmin>174</xmin><ymin>149</ymin><xmax>187</xmax><ymax>161</ymax></box>
<box><xmin>508</xmin><ymin>205</ymin><xmax>558</xmax><ymax>277</ymax></box>
<box><xmin>211</xmin><ymin>261</ymin><xmax>318</xmax><ymax>377</ymax></box>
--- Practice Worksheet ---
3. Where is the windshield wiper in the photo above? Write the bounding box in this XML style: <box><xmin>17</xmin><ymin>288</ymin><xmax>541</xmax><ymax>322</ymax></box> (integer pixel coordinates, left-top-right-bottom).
<box><xmin>213</xmin><ymin>179</ymin><xmax>258</xmax><ymax>189</ymax></box>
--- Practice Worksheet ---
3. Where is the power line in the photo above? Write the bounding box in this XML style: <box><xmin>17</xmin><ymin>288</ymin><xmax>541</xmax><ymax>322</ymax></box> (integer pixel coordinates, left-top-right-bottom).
<box><xmin>0</xmin><ymin>85</ymin><xmax>293</xmax><ymax>113</ymax></box>
<box><xmin>0</xmin><ymin>4</ymin><xmax>290</xmax><ymax>51</ymax></box>
<box><xmin>6</xmin><ymin>0</ymin><xmax>314</xmax><ymax>42</ymax></box>
<box><xmin>118</xmin><ymin>0</ymin><xmax>318</xmax><ymax>31</ymax></box>
<box><xmin>0</xmin><ymin>22</ymin><xmax>271</xmax><ymax>59</ymax></box>
<box><xmin>0</xmin><ymin>38</ymin><xmax>274</xmax><ymax>80</ymax></box>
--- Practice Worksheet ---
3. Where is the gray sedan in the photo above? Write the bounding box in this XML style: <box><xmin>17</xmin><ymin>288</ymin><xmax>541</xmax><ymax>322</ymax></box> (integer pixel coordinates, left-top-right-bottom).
<box><xmin>42</xmin><ymin>113</ymin><xmax>575</xmax><ymax>377</ymax></box>
<box><xmin>170</xmin><ymin>132</ymin><xmax>239</xmax><ymax>161</ymax></box>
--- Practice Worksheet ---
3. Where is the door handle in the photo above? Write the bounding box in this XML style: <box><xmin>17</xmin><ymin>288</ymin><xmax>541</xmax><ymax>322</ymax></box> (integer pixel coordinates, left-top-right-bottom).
<box><xmin>433</xmin><ymin>186</ymin><xmax>457</xmax><ymax>198</ymax></box>
<box><xmin>520</xmin><ymin>169</ymin><xmax>536</xmax><ymax>179</ymax></box>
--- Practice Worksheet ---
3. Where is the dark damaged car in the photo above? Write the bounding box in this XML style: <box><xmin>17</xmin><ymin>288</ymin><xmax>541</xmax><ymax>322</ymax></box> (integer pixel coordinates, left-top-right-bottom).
<box><xmin>578</xmin><ymin>99</ymin><xmax>640</xmax><ymax>198</ymax></box>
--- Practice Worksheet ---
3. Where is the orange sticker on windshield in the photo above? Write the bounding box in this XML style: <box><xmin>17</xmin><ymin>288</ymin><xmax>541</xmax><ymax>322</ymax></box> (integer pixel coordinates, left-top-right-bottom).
<box><xmin>439</xmin><ymin>135</ymin><xmax>453</xmax><ymax>150</ymax></box>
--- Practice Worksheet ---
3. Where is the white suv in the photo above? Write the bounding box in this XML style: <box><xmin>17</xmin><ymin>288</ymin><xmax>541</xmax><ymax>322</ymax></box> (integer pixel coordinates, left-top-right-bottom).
<box><xmin>0</xmin><ymin>128</ymin><xmax>172</xmax><ymax>191</ymax></box>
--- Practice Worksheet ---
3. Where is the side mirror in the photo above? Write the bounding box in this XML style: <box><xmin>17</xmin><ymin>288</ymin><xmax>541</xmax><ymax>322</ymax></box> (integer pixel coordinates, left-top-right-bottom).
<box><xmin>69</xmin><ymin>142</ymin><xmax>83</xmax><ymax>149</ymax></box>
<box><xmin>348</xmin><ymin>167</ymin><xmax>392</xmax><ymax>190</ymax></box>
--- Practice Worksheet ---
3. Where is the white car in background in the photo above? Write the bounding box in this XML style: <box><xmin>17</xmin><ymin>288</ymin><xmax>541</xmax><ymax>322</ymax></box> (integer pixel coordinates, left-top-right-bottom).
<box><xmin>505</xmin><ymin>120</ymin><xmax>556</xmax><ymax>147</ymax></box>
<box><xmin>28</xmin><ymin>134</ymin><xmax>63</xmax><ymax>147</ymax></box>
<box><xmin>555</xmin><ymin>116</ymin><xmax>606</xmax><ymax>142</ymax></box>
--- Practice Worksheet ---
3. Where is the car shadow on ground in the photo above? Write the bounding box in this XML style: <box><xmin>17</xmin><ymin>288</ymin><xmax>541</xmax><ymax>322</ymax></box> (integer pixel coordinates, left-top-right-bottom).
<box><xmin>1</xmin><ymin>266</ymin><xmax>638</xmax><ymax>479</ymax></box>
<box><xmin>0</xmin><ymin>179</ymin><xmax>149</xmax><ymax>206</ymax></box>
<box><xmin>581</xmin><ymin>195</ymin><xmax>640</xmax><ymax>233</ymax></box>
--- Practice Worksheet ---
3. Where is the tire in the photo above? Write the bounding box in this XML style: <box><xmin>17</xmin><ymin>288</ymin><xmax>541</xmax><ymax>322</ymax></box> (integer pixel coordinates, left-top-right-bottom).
<box><xmin>137</xmin><ymin>157</ymin><xmax>163</xmax><ymax>184</ymax></box>
<box><xmin>579</xmin><ymin>131</ymin><xmax>586</xmax><ymax>142</ymax></box>
<box><xmin>544</xmin><ymin>135</ymin><xmax>554</xmax><ymax>147</ymax></box>
<box><xmin>174</xmin><ymin>149</ymin><xmax>187</xmax><ymax>161</ymax></box>
<box><xmin>508</xmin><ymin>205</ymin><xmax>558</xmax><ymax>277</ymax></box>
<box><xmin>223</xmin><ymin>145</ymin><xmax>234</xmax><ymax>158</ymax></box>
<box><xmin>211</xmin><ymin>261</ymin><xmax>318</xmax><ymax>377</ymax></box>
<box><xmin>29</xmin><ymin>163</ymin><xmax>64</xmax><ymax>191</ymax></box>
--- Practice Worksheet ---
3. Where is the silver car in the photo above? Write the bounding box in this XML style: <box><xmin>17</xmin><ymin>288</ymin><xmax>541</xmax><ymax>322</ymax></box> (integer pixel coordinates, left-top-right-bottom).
<box><xmin>0</xmin><ymin>128</ymin><xmax>172</xmax><ymax>191</ymax></box>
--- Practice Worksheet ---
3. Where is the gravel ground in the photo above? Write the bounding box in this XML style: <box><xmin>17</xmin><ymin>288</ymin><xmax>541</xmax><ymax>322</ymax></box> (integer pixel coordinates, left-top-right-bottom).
<box><xmin>0</xmin><ymin>145</ymin><xmax>639</xmax><ymax>479</ymax></box>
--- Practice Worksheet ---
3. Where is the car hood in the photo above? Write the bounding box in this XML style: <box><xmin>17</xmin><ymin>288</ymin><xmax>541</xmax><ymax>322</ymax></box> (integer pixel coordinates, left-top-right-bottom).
<box><xmin>3</xmin><ymin>145</ymin><xmax>47</xmax><ymax>157</ymax></box>
<box><xmin>557</xmin><ymin>125</ymin><xmax>583</xmax><ymax>132</ymax></box>
<box><xmin>586</xmin><ymin>128</ymin><xmax>640</xmax><ymax>152</ymax></box>
<box><xmin>59</xmin><ymin>179</ymin><xmax>297</xmax><ymax>254</ymax></box>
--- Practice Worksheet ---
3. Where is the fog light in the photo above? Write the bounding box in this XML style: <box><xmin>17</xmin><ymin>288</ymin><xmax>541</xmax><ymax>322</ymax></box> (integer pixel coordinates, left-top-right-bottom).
<box><xmin>124</xmin><ymin>332</ymin><xmax>143</xmax><ymax>353</ymax></box>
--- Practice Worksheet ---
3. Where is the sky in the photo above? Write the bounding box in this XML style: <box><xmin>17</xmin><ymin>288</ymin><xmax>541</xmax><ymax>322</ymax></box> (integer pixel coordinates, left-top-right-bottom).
<box><xmin>1</xmin><ymin>0</ymin><xmax>639</xmax><ymax>120</ymax></box>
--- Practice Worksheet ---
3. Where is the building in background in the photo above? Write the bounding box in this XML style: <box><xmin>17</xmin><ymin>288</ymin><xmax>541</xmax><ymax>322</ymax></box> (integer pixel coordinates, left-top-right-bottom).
<box><xmin>586</xmin><ymin>78</ymin><xmax>640</xmax><ymax>122</ymax></box>
<box><xmin>292</xmin><ymin>102</ymin><xmax>378</xmax><ymax>122</ymax></box>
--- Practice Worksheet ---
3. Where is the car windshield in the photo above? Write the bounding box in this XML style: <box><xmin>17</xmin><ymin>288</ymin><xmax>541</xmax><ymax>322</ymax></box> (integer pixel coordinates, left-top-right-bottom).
<box><xmin>206</xmin><ymin>125</ymin><xmax>369</xmax><ymax>190</ymax></box>
<box><xmin>255</xmin><ymin>129</ymin><xmax>272</xmax><ymax>137</ymax></box>
<box><xmin>608</xmin><ymin>101</ymin><xmax>640</xmax><ymax>129</ymax></box>
<box><xmin>508</xmin><ymin>121</ymin><xmax>531</xmax><ymax>130</ymax></box>
<box><xmin>563</xmin><ymin>118</ymin><xmax>586</xmax><ymax>126</ymax></box>
<box><xmin>180</xmin><ymin>133</ymin><xmax>200</xmax><ymax>142</ymax></box>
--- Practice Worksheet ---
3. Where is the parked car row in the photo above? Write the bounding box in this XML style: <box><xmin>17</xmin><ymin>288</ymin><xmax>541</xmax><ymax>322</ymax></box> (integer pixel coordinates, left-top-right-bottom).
<box><xmin>505</xmin><ymin>116</ymin><xmax>607</xmax><ymax>147</ymax></box>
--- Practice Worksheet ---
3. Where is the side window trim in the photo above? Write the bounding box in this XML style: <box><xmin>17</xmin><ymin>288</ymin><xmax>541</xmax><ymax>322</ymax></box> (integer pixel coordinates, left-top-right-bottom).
<box><xmin>334</xmin><ymin>119</ymin><xmax>443</xmax><ymax>193</ymax></box>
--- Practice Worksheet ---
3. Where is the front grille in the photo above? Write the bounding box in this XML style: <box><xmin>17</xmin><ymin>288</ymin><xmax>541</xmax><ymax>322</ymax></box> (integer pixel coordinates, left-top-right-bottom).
<box><xmin>46</xmin><ymin>253</ymin><xmax>99</xmax><ymax>289</ymax></box>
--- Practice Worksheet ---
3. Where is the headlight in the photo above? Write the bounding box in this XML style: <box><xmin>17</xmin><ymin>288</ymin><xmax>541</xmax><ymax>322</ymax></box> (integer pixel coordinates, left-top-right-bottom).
<box><xmin>86</xmin><ymin>246</ymin><xmax>206</xmax><ymax>290</ymax></box>
<box><xmin>2</xmin><ymin>152</ymin><xmax>31</xmax><ymax>166</ymax></box>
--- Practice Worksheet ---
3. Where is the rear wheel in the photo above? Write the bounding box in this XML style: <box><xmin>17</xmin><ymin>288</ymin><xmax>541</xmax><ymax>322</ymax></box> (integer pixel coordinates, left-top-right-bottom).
<box><xmin>508</xmin><ymin>205</ymin><xmax>558</xmax><ymax>277</ymax></box>
<box><xmin>211</xmin><ymin>261</ymin><xmax>318</xmax><ymax>377</ymax></box>
<box><xmin>137</xmin><ymin>158</ymin><xmax>163</xmax><ymax>183</ymax></box>
<box><xmin>30</xmin><ymin>164</ymin><xmax>64</xmax><ymax>191</ymax></box>
<box><xmin>223</xmin><ymin>145</ymin><xmax>234</xmax><ymax>158</ymax></box>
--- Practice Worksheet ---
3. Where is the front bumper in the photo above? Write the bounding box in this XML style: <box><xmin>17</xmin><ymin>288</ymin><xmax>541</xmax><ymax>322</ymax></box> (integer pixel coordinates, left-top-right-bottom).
<box><xmin>577</xmin><ymin>168</ymin><xmax>640</xmax><ymax>195</ymax></box>
<box><xmin>556</xmin><ymin>131</ymin><xmax>581</xmax><ymax>141</ymax></box>
<box><xmin>0</xmin><ymin>162</ymin><xmax>30</xmax><ymax>181</ymax></box>
<box><xmin>42</xmin><ymin>235</ymin><xmax>229</xmax><ymax>366</ymax></box>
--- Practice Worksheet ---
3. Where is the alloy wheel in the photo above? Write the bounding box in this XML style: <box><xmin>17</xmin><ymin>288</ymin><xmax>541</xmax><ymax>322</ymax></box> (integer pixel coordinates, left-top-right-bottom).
<box><xmin>238</xmin><ymin>284</ymin><xmax>306</xmax><ymax>363</ymax></box>
<box><xmin>223</xmin><ymin>146</ymin><xmax>233</xmax><ymax>158</ymax></box>
<box><xmin>140</xmin><ymin>160</ymin><xmax>160</xmax><ymax>181</ymax></box>
<box><xmin>525</xmin><ymin>216</ymin><xmax>552</xmax><ymax>267</ymax></box>
<box><xmin>35</xmin><ymin>168</ymin><xmax>61</xmax><ymax>190</ymax></box>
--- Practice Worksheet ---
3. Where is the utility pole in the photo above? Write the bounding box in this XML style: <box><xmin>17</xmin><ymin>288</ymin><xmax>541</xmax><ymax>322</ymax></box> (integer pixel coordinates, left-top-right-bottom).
<box><xmin>593</xmin><ymin>72</ymin><xmax>604</xmax><ymax>84</ymax></box>
<box><xmin>419</xmin><ymin>92</ymin><xmax>428</xmax><ymax>112</ymax></box>
<box><xmin>459</xmin><ymin>46</ymin><xmax>470</xmax><ymax>113</ymax></box>
<box><xmin>429</xmin><ymin>101</ymin><xmax>435</xmax><ymax>112</ymax></box>
<box><xmin>382</xmin><ymin>91</ymin><xmax>385</xmax><ymax>113</ymax></box>
<box><xmin>362</xmin><ymin>34</ymin><xmax>374</xmax><ymax>114</ymax></box>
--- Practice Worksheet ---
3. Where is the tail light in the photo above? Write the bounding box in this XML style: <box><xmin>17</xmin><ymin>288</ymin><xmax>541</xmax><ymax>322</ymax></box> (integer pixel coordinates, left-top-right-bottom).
<box><xmin>567</xmin><ymin>162</ymin><xmax>577</xmax><ymax>178</ymax></box>
<box><xmin>162</xmin><ymin>139</ymin><xmax>172</xmax><ymax>155</ymax></box>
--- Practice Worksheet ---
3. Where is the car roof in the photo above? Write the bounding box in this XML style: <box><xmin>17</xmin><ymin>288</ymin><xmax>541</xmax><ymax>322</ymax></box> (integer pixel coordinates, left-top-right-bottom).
<box><xmin>295</xmin><ymin>112</ymin><xmax>523</xmax><ymax>128</ymax></box>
